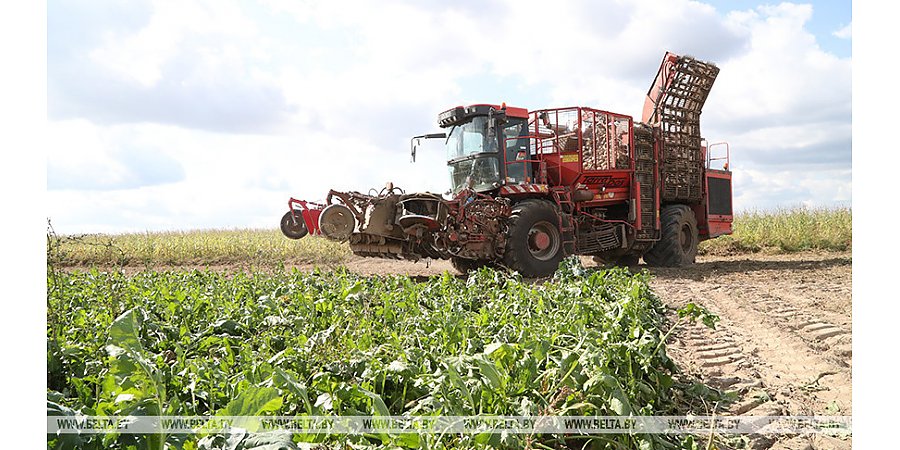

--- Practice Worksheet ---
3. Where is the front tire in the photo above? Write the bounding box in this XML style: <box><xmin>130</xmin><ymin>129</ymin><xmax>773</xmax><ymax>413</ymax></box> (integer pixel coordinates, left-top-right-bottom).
<box><xmin>643</xmin><ymin>204</ymin><xmax>698</xmax><ymax>267</ymax></box>
<box><xmin>502</xmin><ymin>199</ymin><xmax>565</xmax><ymax>277</ymax></box>
<box><xmin>280</xmin><ymin>211</ymin><xmax>308</xmax><ymax>239</ymax></box>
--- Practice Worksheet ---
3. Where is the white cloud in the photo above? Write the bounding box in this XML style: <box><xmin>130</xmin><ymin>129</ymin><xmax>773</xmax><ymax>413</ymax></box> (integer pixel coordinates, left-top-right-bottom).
<box><xmin>89</xmin><ymin>0</ymin><xmax>256</xmax><ymax>87</ymax></box>
<box><xmin>46</xmin><ymin>119</ymin><xmax>450</xmax><ymax>234</ymax></box>
<box><xmin>734</xmin><ymin>168</ymin><xmax>851</xmax><ymax>212</ymax></box>
<box><xmin>707</xmin><ymin>4</ymin><xmax>850</xmax><ymax>129</ymax></box>
<box><xmin>699</xmin><ymin>2</ymin><xmax>851</xmax><ymax>217</ymax></box>
<box><xmin>51</xmin><ymin>0</ymin><xmax>291</xmax><ymax>133</ymax></box>
<box><xmin>47</xmin><ymin>0</ymin><xmax>852</xmax><ymax>233</ymax></box>
<box><xmin>46</xmin><ymin>119</ymin><xmax>186</xmax><ymax>191</ymax></box>
<box><xmin>46</xmin><ymin>120</ymin><xmax>122</xmax><ymax>186</ymax></box>
<box><xmin>833</xmin><ymin>21</ymin><xmax>851</xmax><ymax>39</ymax></box>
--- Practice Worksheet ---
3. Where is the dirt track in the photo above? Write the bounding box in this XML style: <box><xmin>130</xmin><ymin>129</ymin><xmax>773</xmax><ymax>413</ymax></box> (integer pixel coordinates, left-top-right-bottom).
<box><xmin>332</xmin><ymin>251</ymin><xmax>853</xmax><ymax>449</ymax></box>
<box><xmin>650</xmin><ymin>253</ymin><xmax>852</xmax><ymax>449</ymax></box>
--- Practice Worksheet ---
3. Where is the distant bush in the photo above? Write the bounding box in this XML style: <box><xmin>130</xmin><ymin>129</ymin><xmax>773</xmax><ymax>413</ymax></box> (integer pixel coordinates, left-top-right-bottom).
<box><xmin>700</xmin><ymin>206</ymin><xmax>851</xmax><ymax>254</ymax></box>
<box><xmin>48</xmin><ymin>228</ymin><xmax>351</xmax><ymax>268</ymax></box>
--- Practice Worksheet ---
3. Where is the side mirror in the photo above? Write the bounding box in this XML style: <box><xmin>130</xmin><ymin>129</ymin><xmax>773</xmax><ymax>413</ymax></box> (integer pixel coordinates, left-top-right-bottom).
<box><xmin>410</xmin><ymin>133</ymin><xmax>447</xmax><ymax>162</ymax></box>
<box><xmin>486</xmin><ymin>107</ymin><xmax>507</xmax><ymax>142</ymax></box>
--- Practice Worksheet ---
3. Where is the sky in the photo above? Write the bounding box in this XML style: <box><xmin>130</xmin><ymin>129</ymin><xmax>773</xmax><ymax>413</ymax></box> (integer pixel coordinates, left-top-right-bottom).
<box><xmin>46</xmin><ymin>0</ymin><xmax>852</xmax><ymax>234</ymax></box>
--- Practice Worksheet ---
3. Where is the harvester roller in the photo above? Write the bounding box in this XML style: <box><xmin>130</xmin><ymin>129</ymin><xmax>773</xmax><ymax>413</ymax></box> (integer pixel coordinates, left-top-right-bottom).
<box><xmin>318</xmin><ymin>204</ymin><xmax>355</xmax><ymax>241</ymax></box>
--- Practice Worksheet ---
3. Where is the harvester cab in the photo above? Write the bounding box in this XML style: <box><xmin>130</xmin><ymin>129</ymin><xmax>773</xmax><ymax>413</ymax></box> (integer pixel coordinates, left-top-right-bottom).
<box><xmin>417</xmin><ymin>104</ymin><xmax>533</xmax><ymax>195</ymax></box>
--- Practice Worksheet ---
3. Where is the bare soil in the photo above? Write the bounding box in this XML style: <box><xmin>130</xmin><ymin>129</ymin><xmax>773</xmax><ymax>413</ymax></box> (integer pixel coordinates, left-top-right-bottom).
<box><xmin>322</xmin><ymin>251</ymin><xmax>854</xmax><ymax>449</ymax></box>
<box><xmin>648</xmin><ymin>252</ymin><xmax>851</xmax><ymax>449</ymax></box>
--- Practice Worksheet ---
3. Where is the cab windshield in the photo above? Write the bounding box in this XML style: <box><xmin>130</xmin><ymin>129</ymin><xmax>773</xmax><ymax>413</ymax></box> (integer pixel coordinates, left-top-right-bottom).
<box><xmin>445</xmin><ymin>116</ymin><xmax>498</xmax><ymax>161</ymax></box>
<box><xmin>445</xmin><ymin>116</ymin><xmax>501</xmax><ymax>194</ymax></box>
<box><xmin>448</xmin><ymin>158</ymin><xmax>500</xmax><ymax>194</ymax></box>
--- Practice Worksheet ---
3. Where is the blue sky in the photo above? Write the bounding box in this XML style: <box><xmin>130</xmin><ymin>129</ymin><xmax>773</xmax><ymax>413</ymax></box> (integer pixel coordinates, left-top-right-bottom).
<box><xmin>46</xmin><ymin>0</ymin><xmax>852</xmax><ymax>233</ymax></box>
<box><xmin>706</xmin><ymin>0</ymin><xmax>850</xmax><ymax>56</ymax></box>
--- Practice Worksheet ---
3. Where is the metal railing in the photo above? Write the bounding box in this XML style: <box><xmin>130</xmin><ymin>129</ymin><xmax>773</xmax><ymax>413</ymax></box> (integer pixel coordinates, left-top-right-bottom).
<box><xmin>706</xmin><ymin>141</ymin><xmax>730</xmax><ymax>171</ymax></box>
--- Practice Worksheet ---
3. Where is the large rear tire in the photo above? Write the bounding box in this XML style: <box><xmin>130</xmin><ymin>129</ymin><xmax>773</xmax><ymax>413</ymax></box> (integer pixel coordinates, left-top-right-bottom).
<box><xmin>502</xmin><ymin>199</ymin><xmax>565</xmax><ymax>278</ymax></box>
<box><xmin>643</xmin><ymin>204</ymin><xmax>698</xmax><ymax>267</ymax></box>
<box><xmin>280</xmin><ymin>211</ymin><xmax>308</xmax><ymax>239</ymax></box>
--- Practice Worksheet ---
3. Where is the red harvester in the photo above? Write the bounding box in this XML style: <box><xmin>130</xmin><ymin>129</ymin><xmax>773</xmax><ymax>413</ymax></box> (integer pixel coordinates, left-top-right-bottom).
<box><xmin>281</xmin><ymin>52</ymin><xmax>732</xmax><ymax>277</ymax></box>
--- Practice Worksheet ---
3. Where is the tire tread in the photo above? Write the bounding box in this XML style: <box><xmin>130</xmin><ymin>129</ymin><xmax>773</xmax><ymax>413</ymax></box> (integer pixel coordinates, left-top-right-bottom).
<box><xmin>643</xmin><ymin>204</ymin><xmax>697</xmax><ymax>267</ymax></box>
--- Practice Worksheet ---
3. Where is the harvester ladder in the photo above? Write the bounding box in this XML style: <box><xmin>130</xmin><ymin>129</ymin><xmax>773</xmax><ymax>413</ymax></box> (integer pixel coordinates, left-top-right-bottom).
<box><xmin>551</xmin><ymin>188</ymin><xmax>577</xmax><ymax>255</ymax></box>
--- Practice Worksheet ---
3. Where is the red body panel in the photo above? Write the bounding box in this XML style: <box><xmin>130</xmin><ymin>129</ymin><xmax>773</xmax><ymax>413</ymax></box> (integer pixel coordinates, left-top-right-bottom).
<box><xmin>523</xmin><ymin>107</ymin><xmax>637</xmax><ymax>222</ymax></box>
<box><xmin>701</xmin><ymin>170</ymin><xmax>733</xmax><ymax>239</ymax></box>
<box><xmin>287</xmin><ymin>198</ymin><xmax>325</xmax><ymax>235</ymax></box>
<box><xmin>574</xmin><ymin>170</ymin><xmax>633</xmax><ymax>206</ymax></box>
<box><xmin>707</xmin><ymin>216</ymin><xmax>733</xmax><ymax>238</ymax></box>
<box><xmin>642</xmin><ymin>52</ymin><xmax>680</xmax><ymax>124</ymax></box>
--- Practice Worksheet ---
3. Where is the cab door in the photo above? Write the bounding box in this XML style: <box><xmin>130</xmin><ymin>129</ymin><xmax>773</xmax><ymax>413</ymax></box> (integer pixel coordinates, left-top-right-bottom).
<box><xmin>501</xmin><ymin>118</ymin><xmax>532</xmax><ymax>184</ymax></box>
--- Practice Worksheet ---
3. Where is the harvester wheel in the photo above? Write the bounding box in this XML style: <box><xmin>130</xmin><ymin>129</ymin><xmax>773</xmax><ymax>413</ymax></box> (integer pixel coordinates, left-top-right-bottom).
<box><xmin>450</xmin><ymin>257</ymin><xmax>492</xmax><ymax>274</ymax></box>
<box><xmin>643</xmin><ymin>204</ymin><xmax>698</xmax><ymax>267</ymax></box>
<box><xmin>280</xmin><ymin>211</ymin><xmax>308</xmax><ymax>239</ymax></box>
<box><xmin>502</xmin><ymin>199</ymin><xmax>565</xmax><ymax>278</ymax></box>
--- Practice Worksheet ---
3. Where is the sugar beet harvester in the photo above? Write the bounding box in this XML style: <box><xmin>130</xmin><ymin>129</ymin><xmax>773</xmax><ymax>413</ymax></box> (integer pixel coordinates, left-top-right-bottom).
<box><xmin>281</xmin><ymin>52</ymin><xmax>733</xmax><ymax>277</ymax></box>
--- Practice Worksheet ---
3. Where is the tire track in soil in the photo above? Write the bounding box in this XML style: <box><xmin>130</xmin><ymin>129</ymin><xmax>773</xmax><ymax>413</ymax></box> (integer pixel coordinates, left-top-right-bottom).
<box><xmin>738</xmin><ymin>285</ymin><xmax>852</xmax><ymax>366</ymax></box>
<box><xmin>649</xmin><ymin>253</ymin><xmax>851</xmax><ymax>450</ymax></box>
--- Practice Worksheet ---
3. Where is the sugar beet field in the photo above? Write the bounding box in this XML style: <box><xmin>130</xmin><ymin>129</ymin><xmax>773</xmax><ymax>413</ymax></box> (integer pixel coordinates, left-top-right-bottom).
<box><xmin>50</xmin><ymin>260</ymin><xmax>728</xmax><ymax>449</ymax></box>
<box><xmin>47</xmin><ymin>210</ymin><xmax>852</xmax><ymax>450</ymax></box>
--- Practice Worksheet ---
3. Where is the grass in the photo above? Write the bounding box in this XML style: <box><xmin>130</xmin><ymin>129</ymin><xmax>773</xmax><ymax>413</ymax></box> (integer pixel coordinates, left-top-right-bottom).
<box><xmin>47</xmin><ymin>228</ymin><xmax>351</xmax><ymax>267</ymax></box>
<box><xmin>699</xmin><ymin>206</ymin><xmax>852</xmax><ymax>255</ymax></box>
<box><xmin>48</xmin><ymin>206</ymin><xmax>851</xmax><ymax>268</ymax></box>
